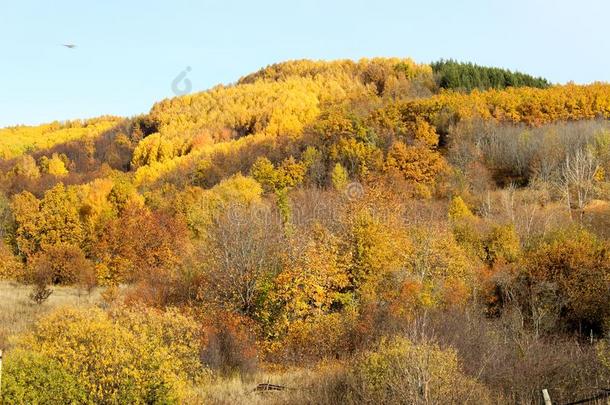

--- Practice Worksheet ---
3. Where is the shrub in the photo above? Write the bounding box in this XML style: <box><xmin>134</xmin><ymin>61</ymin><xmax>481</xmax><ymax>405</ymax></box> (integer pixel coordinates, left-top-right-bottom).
<box><xmin>0</xmin><ymin>242</ymin><xmax>23</xmax><ymax>280</ymax></box>
<box><xmin>29</xmin><ymin>283</ymin><xmax>52</xmax><ymax>305</ymax></box>
<box><xmin>28</xmin><ymin>254</ymin><xmax>53</xmax><ymax>304</ymax></box>
<box><xmin>76</xmin><ymin>263</ymin><xmax>98</xmax><ymax>294</ymax></box>
<box><xmin>17</xmin><ymin>307</ymin><xmax>192</xmax><ymax>404</ymax></box>
<box><xmin>448</xmin><ymin>195</ymin><xmax>474</xmax><ymax>221</ymax></box>
<box><xmin>178</xmin><ymin>174</ymin><xmax>263</xmax><ymax>240</ymax></box>
<box><xmin>303</xmin><ymin>335</ymin><xmax>491</xmax><ymax>404</ymax></box>
<box><xmin>202</xmin><ymin>203</ymin><xmax>283</xmax><ymax>316</ymax></box>
<box><xmin>331</xmin><ymin>163</ymin><xmax>349</xmax><ymax>191</ymax></box>
<box><xmin>350</xmin><ymin>337</ymin><xmax>490</xmax><ymax>404</ymax></box>
<box><xmin>405</xmin><ymin>226</ymin><xmax>475</xmax><ymax>308</ymax></box>
<box><xmin>453</xmin><ymin>220</ymin><xmax>520</xmax><ymax>266</ymax></box>
<box><xmin>484</xmin><ymin>224</ymin><xmax>520</xmax><ymax>265</ymax></box>
<box><xmin>45</xmin><ymin>153</ymin><xmax>69</xmax><ymax>176</ymax></box>
<box><xmin>200</xmin><ymin>312</ymin><xmax>259</xmax><ymax>377</ymax></box>
<box><xmin>276</xmin><ymin>312</ymin><xmax>357</xmax><ymax>364</ymax></box>
<box><xmin>1</xmin><ymin>349</ymin><xmax>88</xmax><ymax>405</ymax></box>
<box><xmin>110</xmin><ymin>305</ymin><xmax>205</xmax><ymax>382</ymax></box>
<box><xmin>522</xmin><ymin>228</ymin><xmax>610</xmax><ymax>333</ymax></box>
<box><xmin>427</xmin><ymin>309</ymin><xmax>610</xmax><ymax>404</ymax></box>
<box><xmin>27</xmin><ymin>244</ymin><xmax>93</xmax><ymax>285</ymax></box>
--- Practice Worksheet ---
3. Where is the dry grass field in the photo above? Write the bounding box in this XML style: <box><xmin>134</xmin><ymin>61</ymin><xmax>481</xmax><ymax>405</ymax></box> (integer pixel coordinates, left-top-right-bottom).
<box><xmin>190</xmin><ymin>367</ymin><xmax>345</xmax><ymax>405</ymax></box>
<box><xmin>0</xmin><ymin>281</ymin><xmax>102</xmax><ymax>349</ymax></box>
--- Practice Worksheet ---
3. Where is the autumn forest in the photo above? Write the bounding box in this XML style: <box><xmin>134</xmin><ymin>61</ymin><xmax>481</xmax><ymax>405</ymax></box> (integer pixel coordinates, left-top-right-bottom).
<box><xmin>2</xmin><ymin>58</ymin><xmax>610</xmax><ymax>404</ymax></box>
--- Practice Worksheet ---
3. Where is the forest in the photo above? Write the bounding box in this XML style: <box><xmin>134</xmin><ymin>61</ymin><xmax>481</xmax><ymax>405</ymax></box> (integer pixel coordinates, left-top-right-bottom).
<box><xmin>2</xmin><ymin>57</ymin><xmax>610</xmax><ymax>404</ymax></box>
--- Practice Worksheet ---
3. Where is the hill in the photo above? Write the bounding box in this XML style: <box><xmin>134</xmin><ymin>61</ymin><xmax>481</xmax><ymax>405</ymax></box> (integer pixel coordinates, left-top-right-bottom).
<box><xmin>0</xmin><ymin>116</ymin><xmax>123</xmax><ymax>159</ymax></box>
<box><xmin>2</xmin><ymin>58</ymin><xmax>610</xmax><ymax>404</ymax></box>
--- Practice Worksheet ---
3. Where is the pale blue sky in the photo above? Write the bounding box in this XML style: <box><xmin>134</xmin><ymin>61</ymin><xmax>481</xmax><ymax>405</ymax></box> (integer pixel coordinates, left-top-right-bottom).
<box><xmin>1</xmin><ymin>0</ymin><xmax>608</xmax><ymax>127</ymax></box>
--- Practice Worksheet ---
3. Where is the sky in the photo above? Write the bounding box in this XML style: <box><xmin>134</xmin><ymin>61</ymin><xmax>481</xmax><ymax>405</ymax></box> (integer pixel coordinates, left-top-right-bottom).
<box><xmin>1</xmin><ymin>0</ymin><xmax>608</xmax><ymax>127</ymax></box>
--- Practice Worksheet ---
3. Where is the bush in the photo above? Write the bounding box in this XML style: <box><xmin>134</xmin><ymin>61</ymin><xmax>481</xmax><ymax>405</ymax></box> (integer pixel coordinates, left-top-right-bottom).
<box><xmin>1</xmin><ymin>349</ymin><xmax>88</xmax><ymax>405</ymax></box>
<box><xmin>110</xmin><ymin>305</ymin><xmax>205</xmax><ymax>382</ymax></box>
<box><xmin>276</xmin><ymin>312</ymin><xmax>357</xmax><ymax>364</ymax></box>
<box><xmin>448</xmin><ymin>195</ymin><xmax>474</xmax><ymax>221</ymax></box>
<box><xmin>200</xmin><ymin>312</ymin><xmax>259</xmax><ymax>377</ymax></box>
<box><xmin>427</xmin><ymin>309</ymin><xmax>610</xmax><ymax>404</ymax></box>
<box><xmin>17</xmin><ymin>306</ymin><xmax>193</xmax><ymax>404</ymax></box>
<box><xmin>0</xmin><ymin>242</ymin><xmax>23</xmax><ymax>280</ymax></box>
<box><xmin>522</xmin><ymin>228</ymin><xmax>610</xmax><ymax>333</ymax></box>
<box><xmin>484</xmin><ymin>224</ymin><xmax>520</xmax><ymax>265</ymax></box>
<box><xmin>303</xmin><ymin>336</ymin><xmax>491</xmax><ymax>404</ymax></box>
<box><xmin>349</xmin><ymin>336</ymin><xmax>490</xmax><ymax>404</ymax></box>
<box><xmin>29</xmin><ymin>283</ymin><xmax>52</xmax><ymax>305</ymax></box>
<box><xmin>27</xmin><ymin>244</ymin><xmax>93</xmax><ymax>285</ymax></box>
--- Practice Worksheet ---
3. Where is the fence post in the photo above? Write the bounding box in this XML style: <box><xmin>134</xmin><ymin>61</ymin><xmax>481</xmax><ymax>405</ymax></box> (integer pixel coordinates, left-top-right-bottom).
<box><xmin>0</xmin><ymin>349</ymin><xmax>3</xmax><ymax>399</ymax></box>
<box><xmin>542</xmin><ymin>388</ymin><xmax>552</xmax><ymax>405</ymax></box>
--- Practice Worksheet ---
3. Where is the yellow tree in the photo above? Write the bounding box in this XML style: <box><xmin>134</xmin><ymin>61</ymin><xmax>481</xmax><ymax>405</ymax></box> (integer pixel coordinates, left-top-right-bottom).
<box><xmin>270</xmin><ymin>225</ymin><xmax>350</xmax><ymax>331</ymax></box>
<box><xmin>331</xmin><ymin>163</ymin><xmax>349</xmax><ymax>191</ymax></box>
<box><xmin>11</xmin><ymin>191</ymin><xmax>41</xmax><ymax>257</ymax></box>
<box><xmin>37</xmin><ymin>183</ymin><xmax>84</xmax><ymax>250</ymax></box>
<box><xmin>46</xmin><ymin>153</ymin><xmax>69</xmax><ymax>176</ymax></box>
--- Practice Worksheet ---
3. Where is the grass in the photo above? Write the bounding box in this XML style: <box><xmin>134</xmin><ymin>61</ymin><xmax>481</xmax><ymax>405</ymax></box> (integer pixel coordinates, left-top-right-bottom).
<box><xmin>189</xmin><ymin>364</ymin><xmax>347</xmax><ymax>405</ymax></box>
<box><xmin>0</xmin><ymin>280</ymin><xmax>102</xmax><ymax>349</ymax></box>
<box><xmin>0</xmin><ymin>279</ymin><xmax>335</xmax><ymax>405</ymax></box>
<box><xmin>192</xmin><ymin>373</ymin><xmax>306</xmax><ymax>405</ymax></box>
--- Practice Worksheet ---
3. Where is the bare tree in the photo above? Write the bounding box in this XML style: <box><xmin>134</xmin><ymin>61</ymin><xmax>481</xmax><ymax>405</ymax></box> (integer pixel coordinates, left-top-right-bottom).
<box><xmin>205</xmin><ymin>203</ymin><xmax>284</xmax><ymax>316</ymax></box>
<box><xmin>500</xmin><ymin>183</ymin><xmax>517</xmax><ymax>223</ymax></box>
<box><xmin>559</xmin><ymin>148</ymin><xmax>599</xmax><ymax>211</ymax></box>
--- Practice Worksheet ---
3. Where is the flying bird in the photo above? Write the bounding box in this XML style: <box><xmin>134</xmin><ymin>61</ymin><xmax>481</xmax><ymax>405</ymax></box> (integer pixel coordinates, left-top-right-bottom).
<box><xmin>62</xmin><ymin>44</ymin><xmax>77</xmax><ymax>49</ymax></box>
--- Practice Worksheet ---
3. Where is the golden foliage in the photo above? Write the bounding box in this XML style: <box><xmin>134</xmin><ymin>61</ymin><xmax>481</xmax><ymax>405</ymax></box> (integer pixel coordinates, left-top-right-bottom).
<box><xmin>1</xmin><ymin>349</ymin><xmax>88</xmax><ymax>404</ymax></box>
<box><xmin>331</xmin><ymin>162</ymin><xmax>349</xmax><ymax>191</ymax></box>
<box><xmin>523</xmin><ymin>228</ymin><xmax>610</xmax><ymax>328</ymax></box>
<box><xmin>348</xmin><ymin>210</ymin><xmax>410</xmax><ymax>294</ymax></box>
<box><xmin>177</xmin><ymin>174</ymin><xmax>263</xmax><ymax>239</ymax></box>
<box><xmin>0</xmin><ymin>116</ymin><xmax>122</xmax><ymax>159</ymax></box>
<box><xmin>272</xmin><ymin>226</ymin><xmax>350</xmax><ymax>324</ymax></box>
<box><xmin>17</xmin><ymin>306</ymin><xmax>200</xmax><ymax>404</ymax></box>
<box><xmin>352</xmin><ymin>337</ymin><xmax>490</xmax><ymax>404</ymax></box>
<box><xmin>448</xmin><ymin>195</ymin><xmax>474</xmax><ymax>221</ymax></box>
<box><xmin>40</xmin><ymin>153</ymin><xmax>69</xmax><ymax>176</ymax></box>
<box><xmin>385</xmin><ymin>141</ymin><xmax>446</xmax><ymax>186</ymax></box>
<box><xmin>11</xmin><ymin>184</ymin><xmax>84</xmax><ymax>258</ymax></box>
<box><xmin>395</xmin><ymin>83</ymin><xmax>610</xmax><ymax>128</ymax></box>
<box><xmin>0</xmin><ymin>241</ymin><xmax>23</xmax><ymax>280</ymax></box>
<box><xmin>149</xmin><ymin>77</ymin><xmax>326</xmax><ymax>142</ymax></box>
<box><xmin>402</xmin><ymin>226</ymin><xmax>475</xmax><ymax>310</ymax></box>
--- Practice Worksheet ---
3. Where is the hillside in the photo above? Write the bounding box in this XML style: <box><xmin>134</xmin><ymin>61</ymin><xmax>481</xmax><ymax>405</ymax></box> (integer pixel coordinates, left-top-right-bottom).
<box><xmin>0</xmin><ymin>116</ymin><xmax>123</xmax><ymax>159</ymax></box>
<box><xmin>2</xmin><ymin>58</ymin><xmax>610</xmax><ymax>404</ymax></box>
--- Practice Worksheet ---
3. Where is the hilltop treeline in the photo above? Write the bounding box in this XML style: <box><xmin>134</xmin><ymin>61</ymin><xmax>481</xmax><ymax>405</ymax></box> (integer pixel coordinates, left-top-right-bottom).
<box><xmin>432</xmin><ymin>59</ymin><xmax>551</xmax><ymax>91</ymax></box>
<box><xmin>1</xmin><ymin>58</ymin><xmax>610</xmax><ymax>404</ymax></box>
